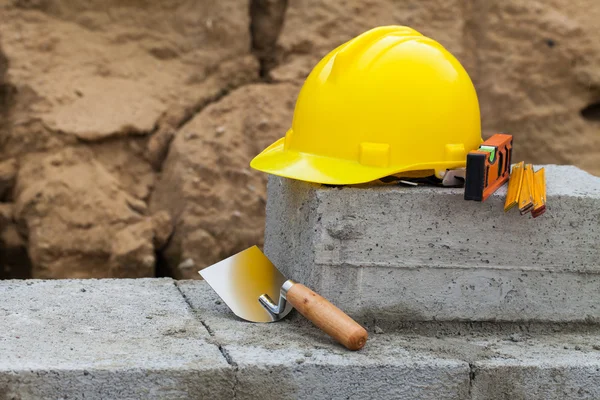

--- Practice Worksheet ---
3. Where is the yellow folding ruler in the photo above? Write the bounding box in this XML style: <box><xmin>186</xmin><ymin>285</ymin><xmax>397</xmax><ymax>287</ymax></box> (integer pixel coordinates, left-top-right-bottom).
<box><xmin>504</xmin><ymin>162</ymin><xmax>546</xmax><ymax>217</ymax></box>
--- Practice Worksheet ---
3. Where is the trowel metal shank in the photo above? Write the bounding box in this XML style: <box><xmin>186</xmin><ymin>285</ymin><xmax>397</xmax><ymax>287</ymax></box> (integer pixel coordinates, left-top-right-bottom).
<box><xmin>258</xmin><ymin>279</ymin><xmax>296</xmax><ymax>319</ymax></box>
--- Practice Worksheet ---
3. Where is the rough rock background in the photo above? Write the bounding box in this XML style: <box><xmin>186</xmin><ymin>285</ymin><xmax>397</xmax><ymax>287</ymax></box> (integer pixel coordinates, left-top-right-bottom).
<box><xmin>149</xmin><ymin>83</ymin><xmax>298</xmax><ymax>278</ymax></box>
<box><xmin>0</xmin><ymin>0</ymin><xmax>598</xmax><ymax>279</ymax></box>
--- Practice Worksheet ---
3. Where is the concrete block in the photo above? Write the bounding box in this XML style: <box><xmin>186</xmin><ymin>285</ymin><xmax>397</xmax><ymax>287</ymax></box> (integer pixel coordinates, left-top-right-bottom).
<box><xmin>264</xmin><ymin>165</ymin><xmax>600</xmax><ymax>323</ymax></box>
<box><xmin>0</xmin><ymin>279</ymin><xmax>234</xmax><ymax>400</ymax></box>
<box><xmin>471</xmin><ymin>336</ymin><xmax>600</xmax><ymax>400</ymax></box>
<box><xmin>4</xmin><ymin>279</ymin><xmax>600</xmax><ymax>399</ymax></box>
<box><xmin>178</xmin><ymin>281</ymin><xmax>472</xmax><ymax>400</ymax></box>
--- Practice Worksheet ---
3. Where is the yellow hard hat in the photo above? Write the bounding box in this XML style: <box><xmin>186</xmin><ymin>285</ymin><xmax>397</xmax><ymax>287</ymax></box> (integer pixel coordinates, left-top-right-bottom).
<box><xmin>250</xmin><ymin>25</ymin><xmax>482</xmax><ymax>185</ymax></box>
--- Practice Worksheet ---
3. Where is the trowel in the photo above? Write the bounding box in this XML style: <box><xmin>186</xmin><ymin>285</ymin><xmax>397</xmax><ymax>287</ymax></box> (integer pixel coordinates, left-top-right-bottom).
<box><xmin>199</xmin><ymin>246</ymin><xmax>368</xmax><ymax>351</ymax></box>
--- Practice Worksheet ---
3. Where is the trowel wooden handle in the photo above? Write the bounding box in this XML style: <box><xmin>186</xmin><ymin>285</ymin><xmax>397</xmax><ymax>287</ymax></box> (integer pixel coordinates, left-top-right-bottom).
<box><xmin>286</xmin><ymin>283</ymin><xmax>368</xmax><ymax>350</ymax></box>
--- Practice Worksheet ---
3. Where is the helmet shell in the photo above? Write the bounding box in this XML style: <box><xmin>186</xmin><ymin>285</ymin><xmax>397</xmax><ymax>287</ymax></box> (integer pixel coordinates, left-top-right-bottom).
<box><xmin>251</xmin><ymin>26</ymin><xmax>482</xmax><ymax>184</ymax></box>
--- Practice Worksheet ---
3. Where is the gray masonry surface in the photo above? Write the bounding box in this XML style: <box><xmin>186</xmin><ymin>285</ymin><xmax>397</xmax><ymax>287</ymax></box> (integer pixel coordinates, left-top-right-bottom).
<box><xmin>3</xmin><ymin>279</ymin><xmax>600</xmax><ymax>399</ymax></box>
<box><xmin>0</xmin><ymin>279</ymin><xmax>234</xmax><ymax>399</ymax></box>
<box><xmin>264</xmin><ymin>165</ymin><xmax>600</xmax><ymax>323</ymax></box>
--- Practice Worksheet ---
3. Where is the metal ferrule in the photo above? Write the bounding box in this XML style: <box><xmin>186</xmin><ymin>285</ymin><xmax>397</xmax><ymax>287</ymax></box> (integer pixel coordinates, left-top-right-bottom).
<box><xmin>258</xmin><ymin>279</ymin><xmax>296</xmax><ymax>316</ymax></box>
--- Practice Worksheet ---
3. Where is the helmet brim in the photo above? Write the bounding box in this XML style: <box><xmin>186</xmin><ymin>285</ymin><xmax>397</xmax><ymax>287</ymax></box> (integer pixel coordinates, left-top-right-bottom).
<box><xmin>250</xmin><ymin>137</ymin><xmax>403</xmax><ymax>185</ymax></box>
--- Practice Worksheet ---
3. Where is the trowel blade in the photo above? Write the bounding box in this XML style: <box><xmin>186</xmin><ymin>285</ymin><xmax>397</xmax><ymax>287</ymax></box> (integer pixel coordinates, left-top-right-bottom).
<box><xmin>198</xmin><ymin>246</ymin><xmax>294</xmax><ymax>323</ymax></box>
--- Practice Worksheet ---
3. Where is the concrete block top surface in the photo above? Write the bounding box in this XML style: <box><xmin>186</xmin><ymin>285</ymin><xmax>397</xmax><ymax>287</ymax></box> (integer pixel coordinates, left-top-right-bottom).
<box><xmin>178</xmin><ymin>280</ymin><xmax>464</xmax><ymax>367</ymax></box>
<box><xmin>0</xmin><ymin>279</ymin><xmax>223</xmax><ymax>371</ymax></box>
<box><xmin>319</xmin><ymin>164</ymin><xmax>599</xmax><ymax>197</ymax></box>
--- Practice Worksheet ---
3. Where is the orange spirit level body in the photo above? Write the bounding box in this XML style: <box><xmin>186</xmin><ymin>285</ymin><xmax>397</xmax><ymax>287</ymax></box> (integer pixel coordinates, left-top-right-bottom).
<box><xmin>464</xmin><ymin>133</ymin><xmax>513</xmax><ymax>201</ymax></box>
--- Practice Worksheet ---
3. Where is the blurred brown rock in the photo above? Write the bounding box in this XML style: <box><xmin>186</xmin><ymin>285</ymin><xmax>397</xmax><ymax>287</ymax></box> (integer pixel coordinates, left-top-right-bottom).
<box><xmin>470</xmin><ymin>0</ymin><xmax>600</xmax><ymax>176</ymax></box>
<box><xmin>0</xmin><ymin>43</ymin><xmax>6</xmax><ymax>85</ymax></box>
<box><xmin>250</xmin><ymin>0</ymin><xmax>288</xmax><ymax>75</ymax></box>
<box><xmin>0</xmin><ymin>202</ymin><xmax>11</xmax><ymax>228</ymax></box>
<box><xmin>150</xmin><ymin>83</ymin><xmax>299</xmax><ymax>279</ymax></box>
<box><xmin>271</xmin><ymin>0</ymin><xmax>469</xmax><ymax>81</ymax></box>
<box><xmin>0</xmin><ymin>158</ymin><xmax>17</xmax><ymax>200</ymax></box>
<box><xmin>274</xmin><ymin>0</ymin><xmax>600</xmax><ymax>176</ymax></box>
<box><xmin>13</xmin><ymin>147</ymin><xmax>164</xmax><ymax>278</ymax></box>
<box><xmin>151</xmin><ymin>210</ymin><xmax>174</xmax><ymax>250</ymax></box>
<box><xmin>108</xmin><ymin>211</ymin><xmax>173</xmax><ymax>278</ymax></box>
<box><xmin>0</xmin><ymin>0</ymin><xmax>258</xmax><ymax>157</ymax></box>
<box><xmin>0</xmin><ymin>205</ymin><xmax>31</xmax><ymax>279</ymax></box>
<box><xmin>0</xmin><ymin>0</ymin><xmax>599</xmax><ymax>279</ymax></box>
<box><xmin>0</xmin><ymin>0</ymin><xmax>259</xmax><ymax>278</ymax></box>
<box><xmin>88</xmin><ymin>138</ymin><xmax>156</xmax><ymax>203</ymax></box>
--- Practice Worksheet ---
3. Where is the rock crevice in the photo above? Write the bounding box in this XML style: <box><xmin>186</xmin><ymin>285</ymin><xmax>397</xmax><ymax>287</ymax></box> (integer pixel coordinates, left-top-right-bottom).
<box><xmin>249</xmin><ymin>0</ymin><xmax>289</xmax><ymax>77</ymax></box>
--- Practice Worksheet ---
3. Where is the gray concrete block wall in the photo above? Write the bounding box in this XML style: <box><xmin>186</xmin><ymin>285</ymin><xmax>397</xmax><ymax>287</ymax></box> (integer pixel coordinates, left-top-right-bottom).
<box><xmin>471</xmin><ymin>362</ymin><xmax>600</xmax><ymax>400</ymax></box>
<box><xmin>178</xmin><ymin>281</ymin><xmax>472</xmax><ymax>400</ymax></box>
<box><xmin>5</xmin><ymin>280</ymin><xmax>600</xmax><ymax>399</ymax></box>
<box><xmin>0</xmin><ymin>279</ymin><xmax>234</xmax><ymax>399</ymax></box>
<box><xmin>264</xmin><ymin>176</ymin><xmax>322</xmax><ymax>288</ymax></box>
<box><xmin>5</xmin><ymin>280</ymin><xmax>600</xmax><ymax>398</ymax></box>
<box><xmin>470</xmin><ymin>341</ymin><xmax>600</xmax><ymax>400</ymax></box>
<box><xmin>264</xmin><ymin>165</ymin><xmax>600</xmax><ymax>323</ymax></box>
